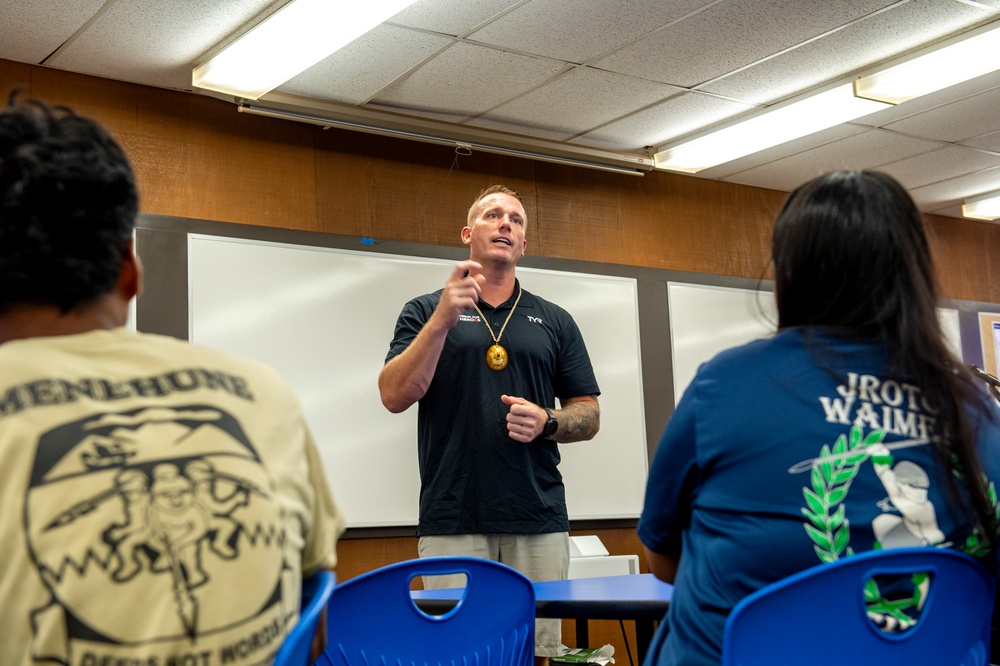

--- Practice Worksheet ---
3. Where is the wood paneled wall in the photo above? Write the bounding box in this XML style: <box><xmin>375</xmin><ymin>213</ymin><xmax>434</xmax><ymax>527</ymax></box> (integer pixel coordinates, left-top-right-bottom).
<box><xmin>5</xmin><ymin>60</ymin><xmax>1000</xmax><ymax>653</ymax></box>
<box><xmin>5</xmin><ymin>61</ymin><xmax>998</xmax><ymax>303</ymax></box>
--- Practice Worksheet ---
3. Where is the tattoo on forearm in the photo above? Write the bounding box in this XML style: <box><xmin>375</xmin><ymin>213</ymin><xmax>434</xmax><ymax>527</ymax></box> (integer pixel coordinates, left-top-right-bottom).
<box><xmin>554</xmin><ymin>400</ymin><xmax>600</xmax><ymax>443</ymax></box>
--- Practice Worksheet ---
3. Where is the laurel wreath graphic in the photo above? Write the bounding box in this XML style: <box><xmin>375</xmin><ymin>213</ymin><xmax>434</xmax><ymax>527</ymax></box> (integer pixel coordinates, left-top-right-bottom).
<box><xmin>800</xmin><ymin>424</ymin><xmax>999</xmax><ymax>631</ymax></box>
<box><xmin>862</xmin><ymin>570</ymin><xmax>928</xmax><ymax>631</ymax></box>
<box><xmin>960</xmin><ymin>479</ymin><xmax>999</xmax><ymax>557</ymax></box>
<box><xmin>801</xmin><ymin>425</ymin><xmax>885</xmax><ymax>563</ymax></box>
<box><xmin>799</xmin><ymin>425</ymin><xmax>926</xmax><ymax>628</ymax></box>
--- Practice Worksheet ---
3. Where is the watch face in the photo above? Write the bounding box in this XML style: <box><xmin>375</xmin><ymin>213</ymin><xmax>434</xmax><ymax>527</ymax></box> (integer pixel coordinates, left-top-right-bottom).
<box><xmin>545</xmin><ymin>411</ymin><xmax>558</xmax><ymax>436</ymax></box>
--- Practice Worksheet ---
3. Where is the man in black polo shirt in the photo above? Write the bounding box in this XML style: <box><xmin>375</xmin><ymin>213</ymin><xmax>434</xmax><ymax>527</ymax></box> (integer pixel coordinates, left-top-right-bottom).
<box><xmin>379</xmin><ymin>184</ymin><xmax>601</xmax><ymax>663</ymax></box>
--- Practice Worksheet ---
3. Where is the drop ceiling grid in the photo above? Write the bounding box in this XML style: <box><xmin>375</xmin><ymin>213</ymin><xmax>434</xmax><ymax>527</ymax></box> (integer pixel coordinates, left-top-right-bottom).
<box><xmin>280</xmin><ymin>26</ymin><xmax>453</xmax><ymax>106</ymax></box>
<box><xmin>590</xmin><ymin>0</ymin><xmax>899</xmax><ymax>90</ymax></box>
<box><xmin>468</xmin><ymin>67</ymin><xmax>683</xmax><ymax>141</ymax></box>
<box><xmin>910</xmin><ymin>164</ymin><xmax>1000</xmax><ymax>211</ymax></box>
<box><xmin>883</xmin><ymin>86</ymin><xmax>1000</xmax><ymax>144</ymax></box>
<box><xmin>877</xmin><ymin>145</ymin><xmax>1000</xmax><ymax>192</ymax></box>
<box><xmin>699</xmin><ymin>0</ymin><xmax>997</xmax><ymax>106</ymax></box>
<box><xmin>572</xmin><ymin>91</ymin><xmax>755</xmax><ymax>152</ymax></box>
<box><xmin>964</xmin><ymin>130</ymin><xmax>1000</xmax><ymax>153</ymax></box>
<box><xmin>1</xmin><ymin>0</ymin><xmax>999</xmax><ymax>219</ymax></box>
<box><xmin>369</xmin><ymin>41</ymin><xmax>571</xmax><ymax>119</ymax></box>
<box><xmin>390</xmin><ymin>0</ymin><xmax>527</xmax><ymax>37</ymax></box>
<box><xmin>719</xmin><ymin>128</ymin><xmax>942</xmax><ymax>192</ymax></box>
<box><xmin>465</xmin><ymin>0</ymin><xmax>718</xmax><ymax>64</ymax></box>
<box><xmin>0</xmin><ymin>0</ymin><xmax>106</xmax><ymax>64</ymax></box>
<box><xmin>46</xmin><ymin>0</ymin><xmax>278</xmax><ymax>92</ymax></box>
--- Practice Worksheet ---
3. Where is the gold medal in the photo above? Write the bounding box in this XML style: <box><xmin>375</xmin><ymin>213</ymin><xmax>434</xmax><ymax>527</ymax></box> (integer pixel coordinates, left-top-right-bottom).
<box><xmin>473</xmin><ymin>287</ymin><xmax>522</xmax><ymax>371</ymax></box>
<box><xmin>486</xmin><ymin>344</ymin><xmax>508</xmax><ymax>371</ymax></box>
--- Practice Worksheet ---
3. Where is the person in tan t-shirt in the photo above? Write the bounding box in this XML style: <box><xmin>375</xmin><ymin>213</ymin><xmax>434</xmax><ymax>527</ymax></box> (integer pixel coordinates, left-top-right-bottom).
<box><xmin>0</xmin><ymin>93</ymin><xmax>345</xmax><ymax>665</ymax></box>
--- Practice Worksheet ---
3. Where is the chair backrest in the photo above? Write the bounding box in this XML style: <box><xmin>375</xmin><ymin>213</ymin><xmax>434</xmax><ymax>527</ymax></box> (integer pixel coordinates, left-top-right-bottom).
<box><xmin>318</xmin><ymin>556</ymin><xmax>535</xmax><ymax>666</ymax></box>
<box><xmin>273</xmin><ymin>570</ymin><xmax>337</xmax><ymax>666</ymax></box>
<box><xmin>722</xmin><ymin>547</ymin><xmax>994</xmax><ymax>666</ymax></box>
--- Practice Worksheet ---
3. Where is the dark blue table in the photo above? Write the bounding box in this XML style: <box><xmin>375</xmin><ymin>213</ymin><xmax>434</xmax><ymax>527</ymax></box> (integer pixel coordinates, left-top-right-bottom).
<box><xmin>414</xmin><ymin>573</ymin><xmax>672</xmax><ymax>662</ymax></box>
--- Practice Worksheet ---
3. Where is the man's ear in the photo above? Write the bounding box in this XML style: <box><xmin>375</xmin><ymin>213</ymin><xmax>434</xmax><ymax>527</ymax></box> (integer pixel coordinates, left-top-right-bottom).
<box><xmin>461</xmin><ymin>226</ymin><xmax>472</xmax><ymax>246</ymax></box>
<box><xmin>118</xmin><ymin>238</ymin><xmax>142</xmax><ymax>301</ymax></box>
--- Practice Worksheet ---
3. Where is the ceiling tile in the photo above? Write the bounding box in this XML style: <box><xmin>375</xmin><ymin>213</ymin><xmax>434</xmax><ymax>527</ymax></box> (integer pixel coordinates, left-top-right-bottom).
<box><xmin>963</xmin><ymin>129</ymin><xmax>1000</xmax><ymax>153</ymax></box>
<box><xmin>574</xmin><ymin>91</ymin><xmax>754</xmax><ymax>152</ymax></box>
<box><xmin>469</xmin><ymin>67</ymin><xmax>681</xmax><ymax>141</ymax></box>
<box><xmin>877</xmin><ymin>145</ymin><xmax>1000</xmax><ymax>190</ymax></box>
<box><xmin>882</xmin><ymin>86</ymin><xmax>1000</xmax><ymax>143</ymax></box>
<box><xmin>389</xmin><ymin>0</ymin><xmax>523</xmax><ymax>36</ymax></box>
<box><xmin>0</xmin><ymin>0</ymin><xmax>106</xmax><ymax>64</ymax></box>
<box><xmin>701</xmin><ymin>0</ymin><xmax>999</xmax><ymax>105</ymax></box>
<box><xmin>468</xmin><ymin>0</ymin><xmax>716</xmax><ymax>64</ymax></box>
<box><xmin>45</xmin><ymin>0</ymin><xmax>277</xmax><ymax>92</ymax></box>
<box><xmin>909</xmin><ymin>165</ymin><xmax>1000</xmax><ymax>209</ymax></box>
<box><xmin>721</xmin><ymin>128</ymin><xmax>941</xmax><ymax>192</ymax></box>
<box><xmin>279</xmin><ymin>26</ymin><xmax>452</xmax><ymax>105</ymax></box>
<box><xmin>593</xmin><ymin>0</ymin><xmax>898</xmax><ymax>89</ymax></box>
<box><xmin>370</xmin><ymin>42</ymin><xmax>570</xmax><ymax>118</ymax></box>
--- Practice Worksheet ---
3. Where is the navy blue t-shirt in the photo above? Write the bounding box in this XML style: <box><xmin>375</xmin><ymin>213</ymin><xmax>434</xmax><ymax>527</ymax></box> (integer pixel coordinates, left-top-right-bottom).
<box><xmin>639</xmin><ymin>328</ymin><xmax>1000</xmax><ymax>666</ymax></box>
<box><xmin>386</xmin><ymin>280</ymin><xmax>600</xmax><ymax>536</ymax></box>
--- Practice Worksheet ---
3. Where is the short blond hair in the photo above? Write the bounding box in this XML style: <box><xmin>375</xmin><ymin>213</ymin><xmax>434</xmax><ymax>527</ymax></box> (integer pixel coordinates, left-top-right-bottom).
<box><xmin>466</xmin><ymin>185</ymin><xmax>525</xmax><ymax>227</ymax></box>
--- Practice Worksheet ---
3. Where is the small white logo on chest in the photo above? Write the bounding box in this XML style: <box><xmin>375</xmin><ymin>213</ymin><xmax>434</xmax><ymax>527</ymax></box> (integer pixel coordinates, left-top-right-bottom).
<box><xmin>527</xmin><ymin>316</ymin><xmax>543</xmax><ymax>324</ymax></box>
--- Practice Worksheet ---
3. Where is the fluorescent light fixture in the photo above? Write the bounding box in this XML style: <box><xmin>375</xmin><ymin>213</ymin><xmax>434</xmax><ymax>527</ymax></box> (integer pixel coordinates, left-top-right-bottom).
<box><xmin>854</xmin><ymin>21</ymin><xmax>1000</xmax><ymax>104</ymax></box>
<box><xmin>962</xmin><ymin>189</ymin><xmax>1000</xmax><ymax>221</ymax></box>
<box><xmin>193</xmin><ymin>0</ymin><xmax>418</xmax><ymax>99</ymax></box>
<box><xmin>653</xmin><ymin>84</ymin><xmax>891</xmax><ymax>173</ymax></box>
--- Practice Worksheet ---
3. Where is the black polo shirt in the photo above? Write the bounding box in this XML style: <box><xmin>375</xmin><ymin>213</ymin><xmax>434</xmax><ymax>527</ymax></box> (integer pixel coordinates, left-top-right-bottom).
<box><xmin>386</xmin><ymin>280</ymin><xmax>600</xmax><ymax>536</ymax></box>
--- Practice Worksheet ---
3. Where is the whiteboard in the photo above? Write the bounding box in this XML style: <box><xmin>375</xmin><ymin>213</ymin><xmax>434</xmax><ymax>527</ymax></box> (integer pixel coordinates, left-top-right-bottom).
<box><xmin>668</xmin><ymin>283</ymin><xmax>965</xmax><ymax>404</ymax></box>
<box><xmin>668</xmin><ymin>282</ymin><xmax>777</xmax><ymax>403</ymax></box>
<box><xmin>938</xmin><ymin>308</ymin><xmax>961</xmax><ymax>358</ymax></box>
<box><xmin>188</xmin><ymin>235</ymin><xmax>647</xmax><ymax>528</ymax></box>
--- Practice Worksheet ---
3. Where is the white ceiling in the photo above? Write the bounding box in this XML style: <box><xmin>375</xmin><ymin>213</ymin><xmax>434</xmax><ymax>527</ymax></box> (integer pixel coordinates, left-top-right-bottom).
<box><xmin>2</xmin><ymin>0</ymin><xmax>1000</xmax><ymax>219</ymax></box>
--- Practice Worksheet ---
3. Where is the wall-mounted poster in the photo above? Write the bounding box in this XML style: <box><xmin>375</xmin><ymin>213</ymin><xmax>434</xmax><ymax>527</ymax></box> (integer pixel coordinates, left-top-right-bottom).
<box><xmin>979</xmin><ymin>312</ymin><xmax>1000</xmax><ymax>378</ymax></box>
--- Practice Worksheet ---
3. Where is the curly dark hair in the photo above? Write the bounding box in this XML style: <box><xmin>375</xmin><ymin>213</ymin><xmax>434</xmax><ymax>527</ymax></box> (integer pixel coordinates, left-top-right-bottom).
<box><xmin>0</xmin><ymin>91</ymin><xmax>138</xmax><ymax>314</ymax></box>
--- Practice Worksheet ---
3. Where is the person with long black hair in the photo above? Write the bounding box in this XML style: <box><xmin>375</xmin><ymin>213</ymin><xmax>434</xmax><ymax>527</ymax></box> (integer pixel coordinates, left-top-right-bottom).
<box><xmin>638</xmin><ymin>169</ymin><xmax>1000</xmax><ymax>666</ymax></box>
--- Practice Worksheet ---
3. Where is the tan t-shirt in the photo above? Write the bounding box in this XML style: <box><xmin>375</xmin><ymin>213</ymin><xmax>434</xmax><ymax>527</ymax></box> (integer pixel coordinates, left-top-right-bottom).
<box><xmin>0</xmin><ymin>328</ymin><xmax>345</xmax><ymax>665</ymax></box>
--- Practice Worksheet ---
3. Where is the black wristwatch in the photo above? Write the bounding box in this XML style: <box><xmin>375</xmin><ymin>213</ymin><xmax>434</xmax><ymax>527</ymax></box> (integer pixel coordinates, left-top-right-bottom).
<box><xmin>543</xmin><ymin>408</ymin><xmax>558</xmax><ymax>438</ymax></box>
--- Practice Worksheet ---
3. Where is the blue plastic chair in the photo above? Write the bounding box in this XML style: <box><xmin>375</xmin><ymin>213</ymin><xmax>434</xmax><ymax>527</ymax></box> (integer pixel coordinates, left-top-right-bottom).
<box><xmin>273</xmin><ymin>570</ymin><xmax>337</xmax><ymax>666</ymax></box>
<box><xmin>722</xmin><ymin>547</ymin><xmax>994</xmax><ymax>666</ymax></box>
<box><xmin>318</xmin><ymin>556</ymin><xmax>535</xmax><ymax>666</ymax></box>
